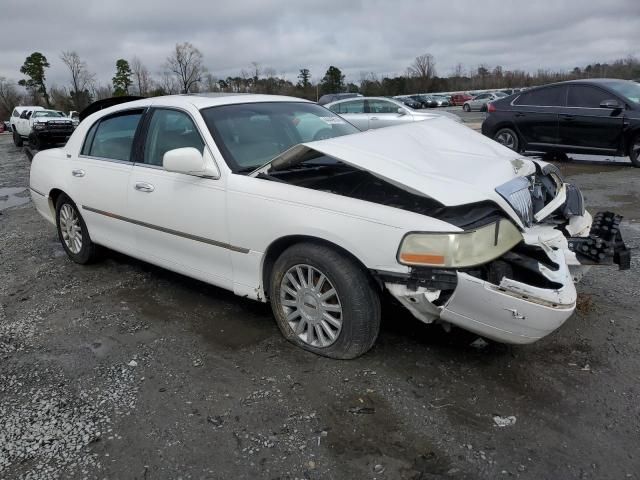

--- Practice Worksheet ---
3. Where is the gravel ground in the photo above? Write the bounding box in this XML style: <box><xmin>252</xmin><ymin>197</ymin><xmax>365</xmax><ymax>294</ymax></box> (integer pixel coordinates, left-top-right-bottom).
<box><xmin>0</xmin><ymin>133</ymin><xmax>639</xmax><ymax>479</ymax></box>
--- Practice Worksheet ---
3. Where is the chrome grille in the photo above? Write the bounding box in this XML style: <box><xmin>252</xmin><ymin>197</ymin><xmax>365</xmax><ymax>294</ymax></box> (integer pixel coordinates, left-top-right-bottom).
<box><xmin>495</xmin><ymin>176</ymin><xmax>534</xmax><ymax>227</ymax></box>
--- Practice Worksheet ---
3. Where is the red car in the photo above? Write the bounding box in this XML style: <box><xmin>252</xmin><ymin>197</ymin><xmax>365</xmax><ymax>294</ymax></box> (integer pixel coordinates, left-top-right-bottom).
<box><xmin>450</xmin><ymin>93</ymin><xmax>473</xmax><ymax>106</ymax></box>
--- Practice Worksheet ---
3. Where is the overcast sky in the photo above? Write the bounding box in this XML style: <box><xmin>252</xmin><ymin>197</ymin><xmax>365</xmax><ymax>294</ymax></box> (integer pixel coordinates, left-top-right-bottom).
<box><xmin>2</xmin><ymin>0</ymin><xmax>638</xmax><ymax>89</ymax></box>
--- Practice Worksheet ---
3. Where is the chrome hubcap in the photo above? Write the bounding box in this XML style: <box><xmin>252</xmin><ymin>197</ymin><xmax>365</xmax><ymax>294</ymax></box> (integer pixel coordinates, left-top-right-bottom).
<box><xmin>59</xmin><ymin>203</ymin><xmax>83</xmax><ymax>254</ymax></box>
<box><xmin>496</xmin><ymin>131</ymin><xmax>516</xmax><ymax>150</ymax></box>
<box><xmin>280</xmin><ymin>264</ymin><xmax>342</xmax><ymax>348</ymax></box>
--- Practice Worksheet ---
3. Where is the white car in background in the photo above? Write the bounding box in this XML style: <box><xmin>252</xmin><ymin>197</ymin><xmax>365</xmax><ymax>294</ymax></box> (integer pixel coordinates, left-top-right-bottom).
<box><xmin>29</xmin><ymin>94</ymin><xmax>629</xmax><ymax>359</ymax></box>
<box><xmin>463</xmin><ymin>91</ymin><xmax>508</xmax><ymax>112</ymax></box>
<box><xmin>325</xmin><ymin>96</ymin><xmax>461</xmax><ymax>131</ymax></box>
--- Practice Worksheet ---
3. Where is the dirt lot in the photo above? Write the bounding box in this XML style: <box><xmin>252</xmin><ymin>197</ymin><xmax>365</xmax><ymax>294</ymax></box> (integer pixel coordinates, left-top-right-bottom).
<box><xmin>1</xmin><ymin>133</ymin><xmax>639</xmax><ymax>479</ymax></box>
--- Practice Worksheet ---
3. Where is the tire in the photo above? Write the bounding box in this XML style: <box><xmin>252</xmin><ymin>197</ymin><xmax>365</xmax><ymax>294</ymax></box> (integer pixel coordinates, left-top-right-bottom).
<box><xmin>629</xmin><ymin>133</ymin><xmax>640</xmax><ymax>168</ymax></box>
<box><xmin>55</xmin><ymin>194</ymin><xmax>98</xmax><ymax>264</ymax></box>
<box><xmin>12</xmin><ymin>129</ymin><xmax>23</xmax><ymax>147</ymax></box>
<box><xmin>29</xmin><ymin>133</ymin><xmax>43</xmax><ymax>150</ymax></box>
<box><xmin>493</xmin><ymin>127</ymin><xmax>520</xmax><ymax>152</ymax></box>
<box><xmin>269</xmin><ymin>242</ymin><xmax>381</xmax><ymax>359</ymax></box>
<box><xmin>463</xmin><ymin>104</ymin><xmax>471</xmax><ymax>112</ymax></box>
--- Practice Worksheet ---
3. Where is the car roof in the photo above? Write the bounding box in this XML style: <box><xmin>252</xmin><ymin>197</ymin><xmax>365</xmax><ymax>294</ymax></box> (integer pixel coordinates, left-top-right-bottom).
<box><xmin>82</xmin><ymin>93</ymin><xmax>315</xmax><ymax>120</ymax></box>
<box><xmin>326</xmin><ymin>96</ymin><xmax>401</xmax><ymax>106</ymax></box>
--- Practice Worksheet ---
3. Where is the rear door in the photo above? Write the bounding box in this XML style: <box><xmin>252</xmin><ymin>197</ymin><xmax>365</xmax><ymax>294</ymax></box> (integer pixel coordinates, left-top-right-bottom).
<box><xmin>70</xmin><ymin>109</ymin><xmax>145</xmax><ymax>251</ymax></box>
<box><xmin>328</xmin><ymin>100</ymin><xmax>368</xmax><ymax>130</ymax></box>
<box><xmin>366</xmin><ymin>99</ymin><xmax>414</xmax><ymax>129</ymax></box>
<box><xmin>560</xmin><ymin>85</ymin><xmax>624</xmax><ymax>154</ymax></box>
<box><xmin>511</xmin><ymin>86</ymin><xmax>565</xmax><ymax>150</ymax></box>
<box><xmin>126</xmin><ymin>107</ymin><xmax>233</xmax><ymax>289</ymax></box>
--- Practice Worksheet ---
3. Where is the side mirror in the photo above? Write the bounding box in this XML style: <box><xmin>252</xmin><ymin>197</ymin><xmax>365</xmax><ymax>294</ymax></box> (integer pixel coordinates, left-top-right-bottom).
<box><xmin>600</xmin><ymin>99</ymin><xmax>622</xmax><ymax>109</ymax></box>
<box><xmin>163</xmin><ymin>147</ymin><xmax>219</xmax><ymax>178</ymax></box>
<box><xmin>397</xmin><ymin>108</ymin><xmax>407</xmax><ymax>115</ymax></box>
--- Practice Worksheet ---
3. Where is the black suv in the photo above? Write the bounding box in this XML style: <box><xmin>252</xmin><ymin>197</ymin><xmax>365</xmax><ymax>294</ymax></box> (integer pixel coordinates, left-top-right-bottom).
<box><xmin>481</xmin><ymin>79</ymin><xmax>640</xmax><ymax>167</ymax></box>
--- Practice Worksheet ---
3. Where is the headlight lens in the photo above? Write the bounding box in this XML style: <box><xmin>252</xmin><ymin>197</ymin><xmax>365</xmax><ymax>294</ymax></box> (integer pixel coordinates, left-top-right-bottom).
<box><xmin>398</xmin><ymin>219</ymin><xmax>522</xmax><ymax>268</ymax></box>
<box><xmin>34</xmin><ymin>123</ymin><xmax>45</xmax><ymax>129</ymax></box>
<box><xmin>495</xmin><ymin>176</ymin><xmax>534</xmax><ymax>226</ymax></box>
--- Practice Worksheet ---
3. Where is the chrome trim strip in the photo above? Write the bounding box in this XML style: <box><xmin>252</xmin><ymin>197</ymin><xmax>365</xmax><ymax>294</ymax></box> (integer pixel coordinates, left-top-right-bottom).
<box><xmin>81</xmin><ymin>205</ymin><xmax>250</xmax><ymax>254</ymax></box>
<box><xmin>29</xmin><ymin>186</ymin><xmax>46</xmax><ymax>197</ymax></box>
<box><xmin>78</xmin><ymin>155</ymin><xmax>133</xmax><ymax>165</ymax></box>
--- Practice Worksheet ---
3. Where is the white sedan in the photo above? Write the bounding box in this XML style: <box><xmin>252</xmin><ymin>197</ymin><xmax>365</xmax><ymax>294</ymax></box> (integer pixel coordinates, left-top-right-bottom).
<box><xmin>29</xmin><ymin>94</ymin><xmax>629</xmax><ymax>358</ymax></box>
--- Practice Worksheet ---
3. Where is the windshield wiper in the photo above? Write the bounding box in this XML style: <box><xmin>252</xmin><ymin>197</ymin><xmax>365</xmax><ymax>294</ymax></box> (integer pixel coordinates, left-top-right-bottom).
<box><xmin>236</xmin><ymin>166</ymin><xmax>260</xmax><ymax>174</ymax></box>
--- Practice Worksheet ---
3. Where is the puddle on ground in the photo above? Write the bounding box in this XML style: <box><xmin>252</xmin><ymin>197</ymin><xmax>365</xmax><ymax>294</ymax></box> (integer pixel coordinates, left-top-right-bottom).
<box><xmin>0</xmin><ymin>187</ymin><xmax>31</xmax><ymax>211</ymax></box>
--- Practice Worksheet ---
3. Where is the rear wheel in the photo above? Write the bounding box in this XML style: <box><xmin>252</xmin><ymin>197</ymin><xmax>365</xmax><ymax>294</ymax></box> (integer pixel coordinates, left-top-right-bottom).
<box><xmin>629</xmin><ymin>134</ymin><xmax>640</xmax><ymax>168</ymax></box>
<box><xmin>55</xmin><ymin>194</ymin><xmax>98</xmax><ymax>264</ymax></box>
<box><xmin>12</xmin><ymin>129</ymin><xmax>23</xmax><ymax>147</ymax></box>
<box><xmin>463</xmin><ymin>104</ymin><xmax>471</xmax><ymax>112</ymax></box>
<box><xmin>494</xmin><ymin>128</ymin><xmax>520</xmax><ymax>152</ymax></box>
<box><xmin>269</xmin><ymin>242</ymin><xmax>380</xmax><ymax>359</ymax></box>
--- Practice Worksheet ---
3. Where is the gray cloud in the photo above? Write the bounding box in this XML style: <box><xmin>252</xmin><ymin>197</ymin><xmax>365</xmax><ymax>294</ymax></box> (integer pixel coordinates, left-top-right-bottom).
<box><xmin>2</xmin><ymin>0</ymin><xmax>638</xmax><ymax>89</ymax></box>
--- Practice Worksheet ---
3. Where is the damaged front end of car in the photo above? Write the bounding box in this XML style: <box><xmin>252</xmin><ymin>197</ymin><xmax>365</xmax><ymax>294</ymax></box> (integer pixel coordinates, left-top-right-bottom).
<box><xmin>374</xmin><ymin>160</ymin><xmax>631</xmax><ymax>343</ymax></box>
<box><xmin>252</xmin><ymin>119</ymin><xmax>630</xmax><ymax>344</ymax></box>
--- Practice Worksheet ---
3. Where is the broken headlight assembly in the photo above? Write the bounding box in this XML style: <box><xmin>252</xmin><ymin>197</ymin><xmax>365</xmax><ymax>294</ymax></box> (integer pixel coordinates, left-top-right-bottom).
<box><xmin>398</xmin><ymin>219</ymin><xmax>523</xmax><ymax>268</ymax></box>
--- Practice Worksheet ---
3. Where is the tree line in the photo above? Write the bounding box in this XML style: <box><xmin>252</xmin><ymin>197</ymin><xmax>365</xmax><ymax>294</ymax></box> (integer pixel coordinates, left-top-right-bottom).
<box><xmin>1</xmin><ymin>45</ymin><xmax>639</xmax><ymax>119</ymax></box>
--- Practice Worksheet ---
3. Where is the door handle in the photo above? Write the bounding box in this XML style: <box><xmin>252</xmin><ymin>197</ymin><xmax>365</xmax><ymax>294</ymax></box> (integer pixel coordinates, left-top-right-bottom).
<box><xmin>134</xmin><ymin>182</ymin><xmax>155</xmax><ymax>193</ymax></box>
<box><xmin>370</xmin><ymin>117</ymin><xmax>379</xmax><ymax>120</ymax></box>
<box><xmin>515</xmin><ymin>112</ymin><xmax>525</xmax><ymax>117</ymax></box>
<box><xmin>71</xmin><ymin>169</ymin><xmax>85</xmax><ymax>177</ymax></box>
<box><xmin>562</xmin><ymin>115</ymin><xmax>575</xmax><ymax>121</ymax></box>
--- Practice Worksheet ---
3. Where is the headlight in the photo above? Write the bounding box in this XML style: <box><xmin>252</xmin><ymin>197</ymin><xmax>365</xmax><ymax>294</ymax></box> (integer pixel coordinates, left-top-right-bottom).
<box><xmin>34</xmin><ymin>123</ymin><xmax>45</xmax><ymax>129</ymax></box>
<box><xmin>495</xmin><ymin>176</ymin><xmax>534</xmax><ymax>226</ymax></box>
<box><xmin>398</xmin><ymin>219</ymin><xmax>522</xmax><ymax>268</ymax></box>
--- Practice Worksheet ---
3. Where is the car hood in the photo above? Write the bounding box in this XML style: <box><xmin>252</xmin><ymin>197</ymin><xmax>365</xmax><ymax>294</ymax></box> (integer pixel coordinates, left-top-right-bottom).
<box><xmin>258</xmin><ymin>118</ymin><xmax>535</xmax><ymax>222</ymax></box>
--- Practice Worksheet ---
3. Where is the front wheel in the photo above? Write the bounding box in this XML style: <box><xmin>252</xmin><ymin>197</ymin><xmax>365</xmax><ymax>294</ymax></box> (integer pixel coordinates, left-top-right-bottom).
<box><xmin>55</xmin><ymin>194</ymin><xmax>98</xmax><ymax>264</ymax></box>
<box><xmin>463</xmin><ymin>104</ymin><xmax>471</xmax><ymax>112</ymax></box>
<box><xmin>494</xmin><ymin>127</ymin><xmax>520</xmax><ymax>152</ymax></box>
<box><xmin>13</xmin><ymin>129</ymin><xmax>23</xmax><ymax>147</ymax></box>
<box><xmin>29</xmin><ymin>133</ymin><xmax>44</xmax><ymax>150</ymax></box>
<box><xmin>269</xmin><ymin>243</ymin><xmax>380</xmax><ymax>359</ymax></box>
<box><xmin>629</xmin><ymin>134</ymin><xmax>640</xmax><ymax>168</ymax></box>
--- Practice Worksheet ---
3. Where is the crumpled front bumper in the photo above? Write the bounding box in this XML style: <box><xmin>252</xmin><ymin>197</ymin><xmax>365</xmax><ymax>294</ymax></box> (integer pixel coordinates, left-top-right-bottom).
<box><xmin>382</xmin><ymin>210</ymin><xmax>630</xmax><ymax>345</ymax></box>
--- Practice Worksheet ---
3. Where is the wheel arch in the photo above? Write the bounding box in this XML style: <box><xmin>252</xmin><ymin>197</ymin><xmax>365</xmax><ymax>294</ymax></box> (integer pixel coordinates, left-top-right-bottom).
<box><xmin>624</xmin><ymin>126</ymin><xmax>640</xmax><ymax>157</ymax></box>
<box><xmin>261</xmin><ymin>234</ymin><xmax>379</xmax><ymax>300</ymax></box>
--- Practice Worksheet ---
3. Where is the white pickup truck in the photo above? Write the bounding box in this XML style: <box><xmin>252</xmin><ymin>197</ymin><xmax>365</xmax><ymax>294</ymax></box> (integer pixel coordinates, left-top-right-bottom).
<box><xmin>10</xmin><ymin>106</ymin><xmax>75</xmax><ymax>150</ymax></box>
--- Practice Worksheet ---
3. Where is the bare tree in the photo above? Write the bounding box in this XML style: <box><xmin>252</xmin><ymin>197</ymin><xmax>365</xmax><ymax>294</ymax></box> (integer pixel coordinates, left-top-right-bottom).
<box><xmin>166</xmin><ymin>42</ymin><xmax>204</xmax><ymax>93</ymax></box>
<box><xmin>130</xmin><ymin>56</ymin><xmax>151</xmax><ymax>96</ymax></box>
<box><xmin>92</xmin><ymin>83</ymin><xmax>114</xmax><ymax>101</ymax></box>
<box><xmin>60</xmin><ymin>51</ymin><xmax>95</xmax><ymax>110</ymax></box>
<box><xmin>0</xmin><ymin>77</ymin><xmax>22</xmax><ymax>118</ymax></box>
<box><xmin>408</xmin><ymin>53</ymin><xmax>436</xmax><ymax>91</ymax></box>
<box><xmin>158</xmin><ymin>71</ymin><xmax>180</xmax><ymax>95</ymax></box>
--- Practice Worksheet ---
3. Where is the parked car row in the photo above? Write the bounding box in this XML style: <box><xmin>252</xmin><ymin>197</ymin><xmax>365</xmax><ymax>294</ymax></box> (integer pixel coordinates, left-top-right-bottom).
<box><xmin>481</xmin><ymin>78</ymin><xmax>640</xmax><ymax>166</ymax></box>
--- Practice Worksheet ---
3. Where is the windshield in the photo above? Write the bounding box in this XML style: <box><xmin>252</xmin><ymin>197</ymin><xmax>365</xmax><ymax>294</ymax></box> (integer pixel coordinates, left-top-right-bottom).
<box><xmin>201</xmin><ymin>102</ymin><xmax>360</xmax><ymax>173</ymax></box>
<box><xmin>33</xmin><ymin>111</ymin><xmax>65</xmax><ymax>118</ymax></box>
<box><xmin>604</xmin><ymin>80</ymin><xmax>640</xmax><ymax>104</ymax></box>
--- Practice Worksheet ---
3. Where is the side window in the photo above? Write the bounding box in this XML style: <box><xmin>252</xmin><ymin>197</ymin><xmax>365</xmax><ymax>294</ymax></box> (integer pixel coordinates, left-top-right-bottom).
<box><xmin>338</xmin><ymin>100</ymin><xmax>365</xmax><ymax>114</ymax></box>
<box><xmin>81</xmin><ymin>121</ymin><xmax>100</xmax><ymax>156</ymax></box>
<box><xmin>143</xmin><ymin>109</ymin><xmax>204</xmax><ymax>166</ymax></box>
<box><xmin>514</xmin><ymin>87</ymin><xmax>566</xmax><ymax>106</ymax></box>
<box><xmin>567</xmin><ymin>86</ymin><xmax>611</xmax><ymax>108</ymax></box>
<box><xmin>88</xmin><ymin>110</ymin><xmax>143</xmax><ymax>161</ymax></box>
<box><xmin>367</xmin><ymin>100</ymin><xmax>399</xmax><ymax>114</ymax></box>
<box><xmin>12</xmin><ymin>109</ymin><xmax>19</xmax><ymax>118</ymax></box>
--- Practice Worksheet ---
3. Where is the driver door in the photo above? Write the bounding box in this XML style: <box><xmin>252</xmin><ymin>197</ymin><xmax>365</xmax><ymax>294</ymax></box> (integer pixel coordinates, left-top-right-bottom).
<box><xmin>126</xmin><ymin>107</ymin><xmax>233</xmax><ymax>289</ymax></box>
